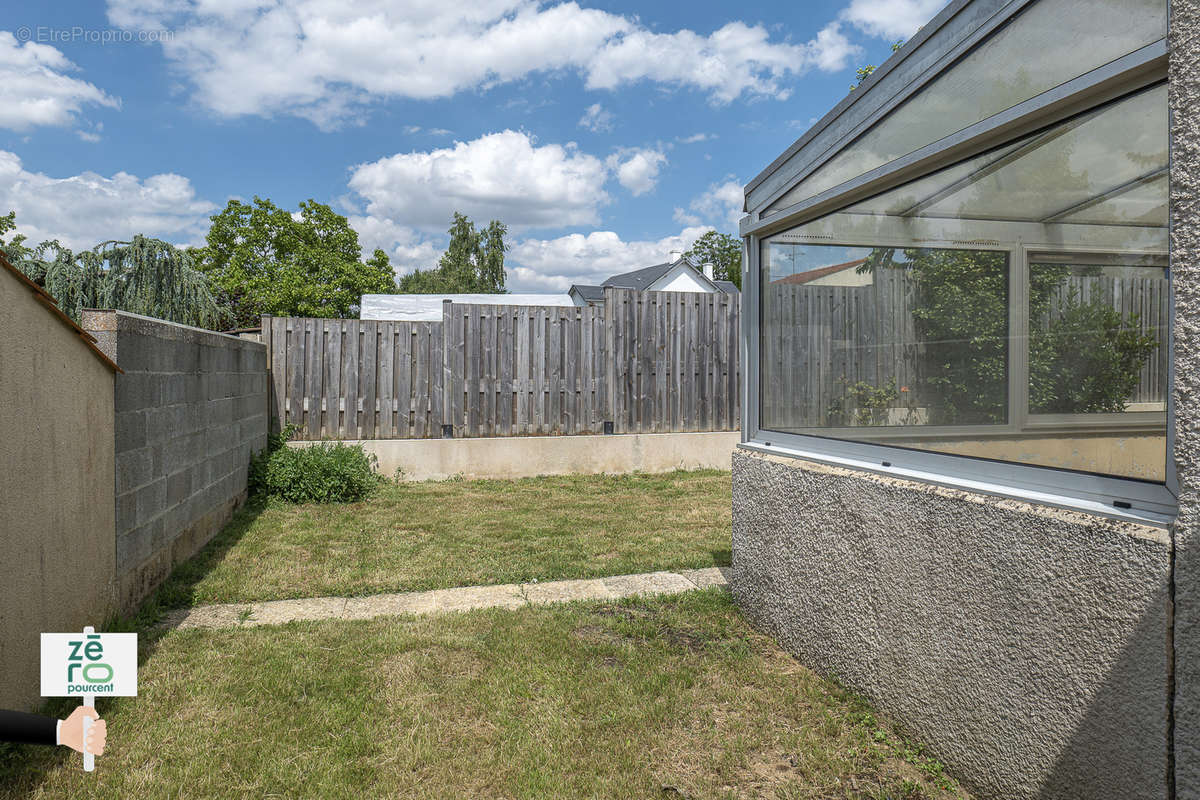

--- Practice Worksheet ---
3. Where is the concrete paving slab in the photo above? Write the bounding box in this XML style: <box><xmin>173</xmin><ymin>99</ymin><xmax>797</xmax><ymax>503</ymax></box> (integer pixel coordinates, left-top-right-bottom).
<box><xmin>158</xmin><ymin>567</ymin><xmax>730</xmax><ymax>631</ymax></box>
<box><xmin>429</xmin><ymin>584</ymin><xmax>526</xmax><ymax>612</ymax></box>
<box><xmin>343</xmin><ymin>591</ymin><xmax>439</xmax><ymax>620</ymax></box>
<box><xmin>676</xmin><ymin>566</ymin><xmax>732</xmax><ymax>589</ymax></box>
<box><xmin>521</xmin><ymin>578</ymin><xmax>613</xmax><ymax>605</ymax></box>
<box><xmin>602</xmin><ymin>571</ymin><xmax>696</xmax><ymax>597</ymax></box>
<box><xmin>165</xmin><ymin>604</ymin><xmax>260</xmax><ymax>630</ymax></box>
<box><xmin>250</xmin><ymin>597</ymin><xmax>347</xmax><ymax>626</ymax></box>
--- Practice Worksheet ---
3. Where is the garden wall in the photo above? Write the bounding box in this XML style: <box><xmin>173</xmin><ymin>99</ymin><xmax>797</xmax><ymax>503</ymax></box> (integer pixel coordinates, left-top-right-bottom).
<box><xmin>0</xmin><ymin>263</ymin><xmax>118</xmax><ymax>711</ymax></box>
<box><xmin>300</xmin><ymin>430</ymin><xmax>741</xmax><ymax>482</ymax></box>
<box><xmin>83</xmin><ymin>311</ymin><xmax>268</xmax><ymax>612</ymax></box>
<box><xmin>731</xmin><ymin>448</ymin><xmax>1171</xmax><ymax>800</ymax></box>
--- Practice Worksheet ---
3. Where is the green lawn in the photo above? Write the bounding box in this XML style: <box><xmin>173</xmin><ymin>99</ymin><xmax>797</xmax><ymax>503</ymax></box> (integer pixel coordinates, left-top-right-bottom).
<box><xmin>1</xmin><ymin>591</ymin><xmax>967</xmax><ymax>800</ymax></box>
<box><xmin>148</xmin><ymin>470</ymin><xmax>733</xmax><ymax>609</ymax></box>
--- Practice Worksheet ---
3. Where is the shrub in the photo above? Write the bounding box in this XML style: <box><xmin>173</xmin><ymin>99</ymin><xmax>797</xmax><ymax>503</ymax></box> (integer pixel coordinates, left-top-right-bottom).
<box><xmin>250</xmin><ymin>426</ymin><xmax>379</xmax><ymax>503</ymax></box>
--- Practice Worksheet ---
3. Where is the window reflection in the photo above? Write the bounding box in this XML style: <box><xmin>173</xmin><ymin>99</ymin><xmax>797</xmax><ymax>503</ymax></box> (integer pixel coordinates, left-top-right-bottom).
<box><xmin>759</xmin><ymin>84</ymin><xmax>1168</xmax><ymax>482</ymax></box>
<box><xmin>1028</xmin><ymin>259</ymin><xmax>1168</xmax><ymax>415</ymax></box>
<box><xmin>762</xmin><ymin>245</ymin><xmax>1008</xmax><ymax>430</ymax></box>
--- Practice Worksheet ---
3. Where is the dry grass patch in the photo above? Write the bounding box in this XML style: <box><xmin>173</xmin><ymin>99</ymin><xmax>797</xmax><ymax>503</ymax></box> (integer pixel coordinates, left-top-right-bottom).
<box><xmin>0</xmin><ymin>591</ymin><xmax>967</xmax><ymax>800</ymax></box>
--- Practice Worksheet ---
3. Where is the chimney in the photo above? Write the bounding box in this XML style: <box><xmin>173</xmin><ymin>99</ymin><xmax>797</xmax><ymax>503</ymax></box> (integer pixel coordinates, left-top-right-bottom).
<box><xmin>669</xmin><ymin>250</ymin><xmax>682</xmax><ymax>263</ymax></box>
<box><xmin>703</xmin><ymin>262</ymin><xmax>714</xmax><ymax>281</ymax></box>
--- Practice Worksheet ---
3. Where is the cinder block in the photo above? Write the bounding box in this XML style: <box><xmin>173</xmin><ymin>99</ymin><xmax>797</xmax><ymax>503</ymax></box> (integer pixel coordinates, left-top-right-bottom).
<box><xmin>165</xmin><ymin>468</ymin><xmax>191</xmax><ymax>507</ymax></box>
<box><xmin>115</xmin><ymin>372</ymin><xmax>154</xmax><ymax>412</ymax></box>
<box><xmin>161</xmin><ymin>374</ymin><xmax>188</xmax><ymax>406</ymax></box>
<box><xmin>116</xmin><ymin>525</ymin><xmax>153</xmax><ymax>571</ymax></box>
<box><xmin>116</xmin><ymin>447</ymin><xmax>153</xmax><ymax>495</ymax></box>
<box><xmin>148</xmin><ymin>515</ymin><xmax>171</xmax><ymax>550</ymax></box>
<box><xmin>134</xmin><ymin>479</ymin><xmax>167</xmax><ymax>528</ymax></box>
<box><xmin>115</xmin><ymin>491</ymin><xmax>138</xmax><ymax>534</ymax></box>
<box><xmin>174</xmin><ymin>342</ymin><xmax>201</xmax><ymax>373</ymax></box>
<box><xmin>114</xmin><ymin>410</ymin><xmax>147</xmax><ymax>453</ymax></box>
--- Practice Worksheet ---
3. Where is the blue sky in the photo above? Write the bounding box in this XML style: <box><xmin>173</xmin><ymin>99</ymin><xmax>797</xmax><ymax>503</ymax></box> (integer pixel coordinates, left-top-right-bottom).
<box><xmin>0</xmin><ymin>0</ymin><xmax>945</xmax><ymax>291</ymax></box>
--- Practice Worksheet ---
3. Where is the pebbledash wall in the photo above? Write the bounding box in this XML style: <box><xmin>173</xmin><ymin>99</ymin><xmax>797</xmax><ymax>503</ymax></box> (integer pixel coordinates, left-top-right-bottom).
<box><xmin>732</xmin><ymin>451</ymin><xmax>1171</xmax><ymax>797</ymax></box>
<box><xmin>731</xmin><ymin>1</ymin><xmax>1200</xmax><ymax>798</ymax></box>
<box><xmin>82</xmin><ymin>311</ymin><xmax>268</xmax><ymax>612</ymax></box>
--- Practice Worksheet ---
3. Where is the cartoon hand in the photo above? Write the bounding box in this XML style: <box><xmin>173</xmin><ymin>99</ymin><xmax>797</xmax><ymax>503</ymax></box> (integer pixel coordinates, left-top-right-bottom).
<box><xmin>61</xmin><ymin>707</ymin><xmax>106</xmax><ymax>756</ymax></box>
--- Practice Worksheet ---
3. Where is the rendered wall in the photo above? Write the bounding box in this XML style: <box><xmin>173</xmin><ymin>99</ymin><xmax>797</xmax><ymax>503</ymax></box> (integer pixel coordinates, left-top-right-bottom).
<box><xmin>83</xmin><ymin>311</ymin><xmax>267</xmax><ymax>612</ymax></box>
<box><xmin>0</xmin><ymin>269</ymin><xmax>117</xmax><ymax>710</ymax></box>
<box><xmin>731</xmin><ymin>449</ymin><xmax>1171</xmax><ymax>800</ymax></box>
<box><xmin>1170</xmin><ymin>0</ymin><xmax>1200</xmax><ymax>792</ymax></box>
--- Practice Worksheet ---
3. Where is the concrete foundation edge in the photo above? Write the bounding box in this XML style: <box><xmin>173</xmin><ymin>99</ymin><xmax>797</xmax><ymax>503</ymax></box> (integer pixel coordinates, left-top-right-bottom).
<box><xmin>288</xmin><ymin>431</ymin><xmax>741</xmax><ymax>481</ymax></box>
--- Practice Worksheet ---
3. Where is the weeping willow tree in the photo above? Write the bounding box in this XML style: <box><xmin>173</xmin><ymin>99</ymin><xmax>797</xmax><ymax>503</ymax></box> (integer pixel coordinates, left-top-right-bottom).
<box><xmin>11</xmin><ymin>234</ymin><xmax>229</xmax><ymax>329</ymax></box>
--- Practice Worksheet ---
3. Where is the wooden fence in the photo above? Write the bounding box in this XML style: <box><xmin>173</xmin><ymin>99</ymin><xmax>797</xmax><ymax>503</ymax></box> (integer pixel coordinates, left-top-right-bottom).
<box><xmin>262</xmin><ymin>288</ymin><xmax>740</xmax><ymax>439</ymax></box>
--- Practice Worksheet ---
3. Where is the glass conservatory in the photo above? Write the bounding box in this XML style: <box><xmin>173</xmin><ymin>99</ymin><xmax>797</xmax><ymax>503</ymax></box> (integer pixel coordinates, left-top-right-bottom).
<box><xmin>739</xmin><ymin>0</ymin><xmax>1171</xmax><ymax>518</ymax></box>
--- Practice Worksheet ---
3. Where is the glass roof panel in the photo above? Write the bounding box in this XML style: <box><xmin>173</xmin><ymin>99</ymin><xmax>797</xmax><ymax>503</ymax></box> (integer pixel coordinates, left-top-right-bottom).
<box><xmin>765</xmin><ymin>0</ymin><xmax>1166</xmax><ymax>214</ymax></box>
<box><xmin>840</xmin><ymin>85</ymin><xmax>1167</xmax><ymax>226</ymax></box>
<box><xmin>1054</xmin><ymin>173</ymin><xmax>1168</xmax><ymax>226</ymax></box>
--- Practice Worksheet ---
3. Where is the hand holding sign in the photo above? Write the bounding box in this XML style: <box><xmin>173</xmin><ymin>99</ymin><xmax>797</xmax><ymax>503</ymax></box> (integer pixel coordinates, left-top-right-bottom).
<box><xmin>60</xmin><ymin>707</ymin><xmax>106</xmax><ymax>756</ymax></box>
<box><xmin>41</xmin><ymin>626</ymin><xmax>136</xmax><ymax>772</ymax></box>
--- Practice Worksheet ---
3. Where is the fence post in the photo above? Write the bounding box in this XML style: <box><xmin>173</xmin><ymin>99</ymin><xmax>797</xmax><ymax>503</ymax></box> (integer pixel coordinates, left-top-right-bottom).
<box><xmin>604</xmin><ymin>287</ymin><xmax>616</xmax><ymax>433</ymax></box>
<box><xmin>441</xmin><ymin>299</ymin><xmax>453</xmax><ymax>437</ymax></box>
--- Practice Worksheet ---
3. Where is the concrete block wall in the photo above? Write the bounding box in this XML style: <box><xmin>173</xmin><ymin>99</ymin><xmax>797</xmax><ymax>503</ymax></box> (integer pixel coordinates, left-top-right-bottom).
<box><xmin>83</xmin><ymin>311</ymin><xmax>268</xmax><ymax>612</ymax></box>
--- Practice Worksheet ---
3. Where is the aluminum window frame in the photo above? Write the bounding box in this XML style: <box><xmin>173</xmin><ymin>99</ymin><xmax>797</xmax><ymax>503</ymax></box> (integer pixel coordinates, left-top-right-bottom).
<box><xmin>741</xmin><ymin>69</ymin><xmax>1175</xmax><ymax>524</ymax></box>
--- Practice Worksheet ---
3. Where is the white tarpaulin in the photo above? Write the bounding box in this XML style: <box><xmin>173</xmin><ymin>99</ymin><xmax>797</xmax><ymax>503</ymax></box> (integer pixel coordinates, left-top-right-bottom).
<box><xmin>360</xmin><ymin>293</ymin><xmax>575</xmax><ymax>321</ymax></box>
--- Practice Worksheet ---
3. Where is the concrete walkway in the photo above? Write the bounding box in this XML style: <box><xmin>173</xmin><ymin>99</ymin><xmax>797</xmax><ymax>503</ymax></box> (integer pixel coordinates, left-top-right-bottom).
<box><xmin>160</xmin><ymin>567</ymin><xmax>731</xmax><ymax>631</ymax></box>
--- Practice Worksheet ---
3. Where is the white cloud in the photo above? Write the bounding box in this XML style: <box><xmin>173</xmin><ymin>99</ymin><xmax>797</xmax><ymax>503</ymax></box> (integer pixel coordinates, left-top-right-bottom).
<box><xmin>0</xmin><ymin>151</ymin><xmax>216</xmax><ymax>250</ymax></box>
<box><xmin>675</xmin><ymin>176</ymin><xmax>744</xmax><ymax>232</ymax></box>
<box><xmin>347</xmin><ymin>130</ymin><xmax>610</xmax><ymax>231</ymax></box>
<box><xmin>349</xmin><ymin>214</ymin><xmax>441</xmax><ymax>275</ymax></box>
<box><xmin>841</xmin><ymin>0</ymin><xmax>947</xmax><ymax>40</ymax></box>
<box><xmin>0</xmin><ymin>32</ymin><xmax>120</xmax><ymax>132</ymax></box>
<box><xmin>608</xmin><ymin>148</ymin><xmax>667</xmax><ymax>196</ymax></box>
<box><xmin>586</xmin><ymin>20</ymin><xmax>858</xmax><ymax>103</ymax></box>
<box><xmin>107</xmin><ymin>1</ymin><xmax>862</xmax><ymax>127</ymax></box>
<box><xmin>404</xmin><ymin>125</ymin><xmax>454</xmax><ymax>136</ymax></box>
<box><xmin>507</xmin><ymin>226</ymin><xmax>712</xmax><ymax>291</ymax></box>
<box><xmin>585</xmin><ymin>20</ymin><xmax>859</xmax><ymax>103</ymax></box>
<box><xmin>578</xmin><ymin>103</ymin><xmax>613</xmax><ymax>133</ymax></box>
<box><xmin>677</xmin><ymin>133</ymin><xmax>716</xmax><ymax>144</ymax></box>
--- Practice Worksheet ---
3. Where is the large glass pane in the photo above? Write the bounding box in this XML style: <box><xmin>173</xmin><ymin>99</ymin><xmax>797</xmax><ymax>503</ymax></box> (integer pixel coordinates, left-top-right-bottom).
<box><xmin>766</xmin><ymin>0</ymin><xmax>1166</xmax><ymax>214</ymax></box>
<box><xmin>761</xmin><ymin>244</ymin><xmax>1009</xmax><ymax>430</ymax></box>
<box><xmin>1028</xmin><ymin>257</ymin><xmax>1168</xmax><ymax>416</ymax></box>
<box><xmin>759</xmin><ymin>84</ymin><xmax>1167</xmax><ymax>482</ymax></box>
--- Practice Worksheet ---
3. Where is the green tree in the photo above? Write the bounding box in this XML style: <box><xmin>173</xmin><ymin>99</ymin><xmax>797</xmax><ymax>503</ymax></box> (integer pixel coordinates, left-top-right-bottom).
<box><xmin>197</xmin><ymin>197</ymin><xmax>395</xmax><ymax>327</ymax></box>
<box><xmin>3</xmin><ymin>212</ymin><xmax>226</xmax><ymax>327</ymax></box>
<box><xmin>683</xmin><ymin>230</ymin><xmax>743</xmax><ymax>290</ymax></box>
<box><xmin>0</xmin><ymin>211</ymin><xmax>32</xmax><ymax>263</ymax></box>
<box><xmin>1029</xmin><ymin>284</ymin><xmax>1160</xmax><ymax>413</ymax></box>
<box><xmin>398</xmin><ymin>212</ymin><xmax>509</xmax><ymax>294</ymax></box>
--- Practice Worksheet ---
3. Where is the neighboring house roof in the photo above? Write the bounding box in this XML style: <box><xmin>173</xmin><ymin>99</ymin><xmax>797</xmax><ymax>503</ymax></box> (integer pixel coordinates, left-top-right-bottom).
<box><xmin>569</xmin><ymin>284</ymin><xmax>607</xmax><ymax>304</ymax></box>
<box><xmin>576</xmin><ymin>255</ymin><xmax>735</xmax><ymax>301</ymax></box>
<box><xmin>361</xmin><ymin>293</ymin><xmax>574</xmax><ymax>321</ymax></box>
<box><xmin>601</xmin><ymin>261</ymin><xmax>679</xmax><ymax>291</ymax></box>
<box><xmin>770</xmin><ymin>258</ymin><xmax>867</xmax><ymax>285</ymax></box>
<box><xmin>0</xmin><ymin>252</ymin><xmax>121</xmax><ymax>373</ymax></box>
